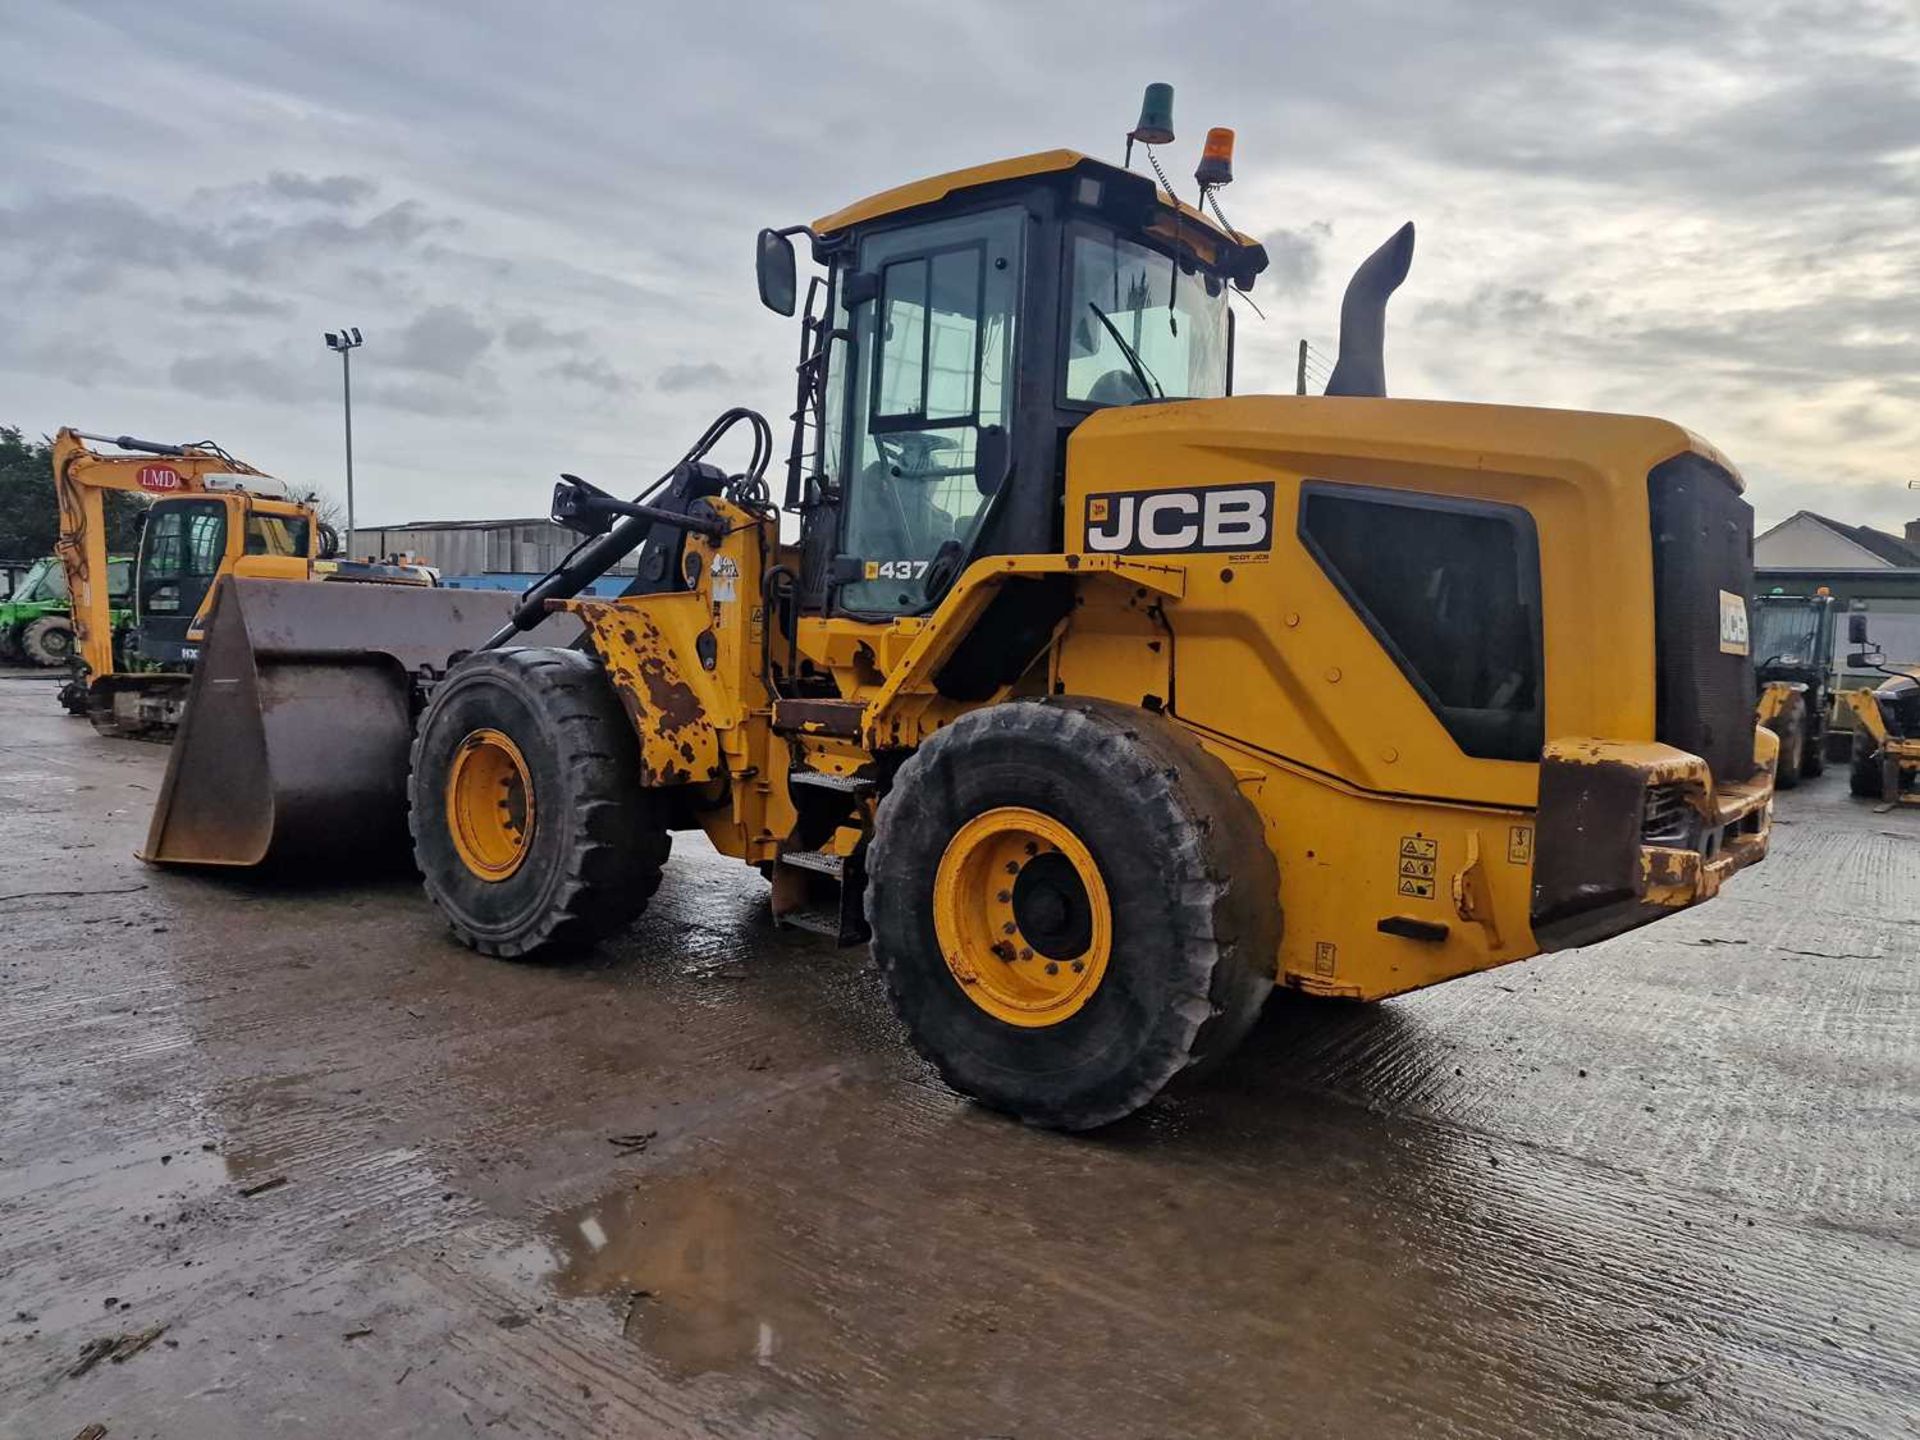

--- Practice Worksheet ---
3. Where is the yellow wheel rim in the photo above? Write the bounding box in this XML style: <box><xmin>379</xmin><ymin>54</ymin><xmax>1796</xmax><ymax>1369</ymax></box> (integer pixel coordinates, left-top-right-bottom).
<box><xmin>445</xmin><ymin>728</ymin><xmax>535</xmax><ymax>881</ymax></box>
<box><xmin>932</xmin><ymin>806</ymin><xmax>1112</xmax><ymax>1028</ymax></box>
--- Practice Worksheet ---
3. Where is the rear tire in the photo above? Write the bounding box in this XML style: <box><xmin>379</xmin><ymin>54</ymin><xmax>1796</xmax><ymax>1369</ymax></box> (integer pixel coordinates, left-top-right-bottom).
<box><xmin>409</xmin><ymin>647</ymin><xmax>669</xmax><ymax>959</ymax></box>
<box><xmin>1766</xmin><ymin>694</ymin><xmax>1805</xmax><ymax>790</ymax></box>
<box><xmin>1849</xmin><ymin>727</ymin><xmax>1884</xmax><ymax>799</ymax></box>
<box><xmin>1801</xmin><ymin>720</ymin><xmax>1827</xmax><ymax>778</ymax></box>
<box><xmin>866</xmin><ymin>697</ymin><xmax>1280</xmax><ymax>1131</ymax></box>
<box><xmin>21</xmin><ymin>616</ymin><xmax>73</xmax><ymax>668</ymax></box>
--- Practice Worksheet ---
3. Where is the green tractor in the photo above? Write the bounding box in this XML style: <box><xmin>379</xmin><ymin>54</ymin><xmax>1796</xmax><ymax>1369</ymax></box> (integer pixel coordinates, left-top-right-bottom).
<box><xmin>0</xmin><ymin>555</ymin><xmax>132</xmax><ymax>668</ymax></box>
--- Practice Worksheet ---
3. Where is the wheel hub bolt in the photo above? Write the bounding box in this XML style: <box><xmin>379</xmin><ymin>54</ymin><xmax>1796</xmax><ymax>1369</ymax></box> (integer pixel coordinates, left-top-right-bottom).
<box><xmin>1044</xmin><ymin>960</ymin><xmax>1057</xmax><ymax>975</ymax></box>
<box><xmin>1024</xmin><ymin>841</ymin><xmax>1038</xmax><ymax>856</ymax></box>
<box><xmin>1071</xmin><ymin>960</ymin><xmax>1084</xmax><ymax>973</ymax></box>
<box><xmin>1002</xmin><ymin>921</ymin><xmax>1016</xmax><ymax>935</ymax></box>
<box><xmin>1020</xmin><ymin>948</ymin><xmax>1033</xmax><ymax>961</ymax></box>
<box><xmin>1005</xmin><ymin>861</ymin><xmax>1019</xmax><ymax>875</ymax></box>
<box><xmin>996</xmin><ymin>889</ymin><xmax>1010</xmax><ymax>903</ymax></box>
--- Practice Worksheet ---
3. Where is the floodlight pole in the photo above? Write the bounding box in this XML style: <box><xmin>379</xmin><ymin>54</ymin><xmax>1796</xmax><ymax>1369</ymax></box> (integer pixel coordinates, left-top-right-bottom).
<box><xmin>324</xmin><ymin>328</ymin><xmax>364</xmax><ymax>554</ymax></box>
<box><xmin>340</xmin><ymin>346</ymin><xmax>355</xmax><ymax>548</ymax></box>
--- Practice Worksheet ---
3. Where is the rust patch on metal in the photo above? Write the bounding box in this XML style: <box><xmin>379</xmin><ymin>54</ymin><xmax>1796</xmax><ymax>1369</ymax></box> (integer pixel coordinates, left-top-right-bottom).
<box><xmin>638</xmin><ymin>655</ymin><xmax>703</xmax><ymax>734</ymax></box>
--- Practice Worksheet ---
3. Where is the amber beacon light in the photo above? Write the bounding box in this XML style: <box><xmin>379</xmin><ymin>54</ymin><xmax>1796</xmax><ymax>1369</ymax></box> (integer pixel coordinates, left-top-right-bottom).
<box><xmin>1196</xmin><ymin>127</ymin><xmax>1235</xmax><ymax>188</ymax></box>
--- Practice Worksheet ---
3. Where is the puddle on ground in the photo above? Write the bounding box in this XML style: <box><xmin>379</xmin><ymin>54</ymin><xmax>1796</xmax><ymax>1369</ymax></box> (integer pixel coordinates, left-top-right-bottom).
<box><xmin>545</xmin><ymin>1170</ymin><xmax>811</xmax><ymax>1377</ymax></box>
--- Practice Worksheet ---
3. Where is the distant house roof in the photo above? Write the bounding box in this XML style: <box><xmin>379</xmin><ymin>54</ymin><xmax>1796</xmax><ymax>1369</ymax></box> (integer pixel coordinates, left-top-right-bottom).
<box><xmin>1756</xmin><ymin>510</ymin><xmax>1920</xmax><ymax>569</ymax></box>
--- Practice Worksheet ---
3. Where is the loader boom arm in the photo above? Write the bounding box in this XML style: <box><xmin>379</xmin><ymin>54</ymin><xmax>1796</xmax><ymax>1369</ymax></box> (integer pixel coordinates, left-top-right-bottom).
<box><xmin>51</xmin><ymin>428</ymin><xmax>279</xmax><ymax>685</ymax></box>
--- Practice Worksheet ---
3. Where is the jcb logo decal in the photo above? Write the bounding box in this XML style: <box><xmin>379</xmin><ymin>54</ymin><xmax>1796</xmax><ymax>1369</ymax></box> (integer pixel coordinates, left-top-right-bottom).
<box><xmin>1084</xmin><ymin>482</ymin><xmax>1274</xmax><ymax>556</ymax></box>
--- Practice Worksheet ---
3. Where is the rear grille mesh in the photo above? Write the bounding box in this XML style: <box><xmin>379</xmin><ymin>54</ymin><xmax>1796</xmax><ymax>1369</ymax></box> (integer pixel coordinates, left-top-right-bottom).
<box><xmin>1648</xmin><ymin>455</ymin><xmax>1757</xmax><ymax>783</ymax></box>
<box><xmin>1641</xmin><ymin>783</ymin><xmax>1695</xmax><ymax>847</ymax></box>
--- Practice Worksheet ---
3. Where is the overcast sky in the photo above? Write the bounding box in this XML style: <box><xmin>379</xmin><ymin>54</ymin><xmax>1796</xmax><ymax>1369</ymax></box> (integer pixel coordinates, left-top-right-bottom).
<box><xmin>3</xmin><ymin>0</ymin><xmax>1915</xmax><ymax>537</ymax></box>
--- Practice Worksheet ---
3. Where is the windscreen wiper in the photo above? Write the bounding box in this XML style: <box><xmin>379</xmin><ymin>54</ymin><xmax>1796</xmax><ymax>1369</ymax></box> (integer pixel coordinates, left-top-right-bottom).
<box><xmin>1087</xmin><ymin>302</ymin><xmax>1164</xmax><ymax>400</ymax></box>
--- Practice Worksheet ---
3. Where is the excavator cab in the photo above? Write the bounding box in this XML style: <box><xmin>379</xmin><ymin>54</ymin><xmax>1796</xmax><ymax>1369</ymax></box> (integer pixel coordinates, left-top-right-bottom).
<box><xmin>128</xmin><ymin>488</ymin><xmax>316</xmax><ymax>668</ymax></box>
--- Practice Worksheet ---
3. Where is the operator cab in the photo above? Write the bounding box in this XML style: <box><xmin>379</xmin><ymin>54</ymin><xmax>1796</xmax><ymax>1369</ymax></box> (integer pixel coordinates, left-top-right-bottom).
<box><xmin>762</xmin><ymin>149</ymin><xmax>1266</xmax><ymax>619</ymax></box>
<box><xmin>133</xmin><ymin>493</ymin><xmax>315</xmax><ymax>666</ymax></box>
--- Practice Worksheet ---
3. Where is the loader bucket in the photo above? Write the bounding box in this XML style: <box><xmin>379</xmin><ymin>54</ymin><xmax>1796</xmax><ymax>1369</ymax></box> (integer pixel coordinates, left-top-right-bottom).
<box><xmin>140</xmin><ymin>577</ymin><xmax>576</xmax><ymax>870</ymax></box>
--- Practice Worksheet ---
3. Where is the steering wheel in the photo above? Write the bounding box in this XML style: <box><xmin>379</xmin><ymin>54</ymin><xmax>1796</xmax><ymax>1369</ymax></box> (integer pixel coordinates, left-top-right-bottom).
<box><xmin>880</xmin><ymin>432</ymin><xmax>958</xmax><ymax>479</ymax></box>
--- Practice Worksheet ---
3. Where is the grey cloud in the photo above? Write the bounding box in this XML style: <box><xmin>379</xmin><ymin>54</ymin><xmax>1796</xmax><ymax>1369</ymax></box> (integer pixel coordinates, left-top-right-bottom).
<box><xmin>361</xmin><ymin>377</ymin><xmax>493</xmax><ymax>418</ymax></box>
<box><xmin>12</xmin><ymin>337</ymin><xmax>140</xmax><ymax>387</ymax></box>
<box><xmin>0</xmin><ymin>193</ymin><xmax>446</xmax><ymax>286</ymax></box>
<box><xmin>261</xmin><ymin>172</ymin><xmax>378</xmax><ymax>206</ymax></box>
<box><xmin>193</xmin><ymin>288</ymin><xmax>296</xmax><ymax>318</ymax></box>
<box><xmin>4</xmin><ymin>0</ymin><xmax>1912</xmax><ymax>526</ymax></box>
<box><xmin>656</xmin><ymin>361</ymin><xmax>731</xmax><ymax>394</ymax></box>
<box><xmin>1259</xmin><ymin>222</ymin><xmax>1332</xmax><ymax>298</ymax></box>
<box><xmin>170</xmin><ymin>351</ymin><xmax>321</xmax><ymax>405</ymax></box>
<box><xmin>547</xmin><ymin>355</ymin><xmax>630</xmax><ymax>394</ymax></box>
<box><xmin>390</xmin><ymin>305</ymin><xmax>492</xmax><ymax>378</ymax></box>
<box><xmin>1418</xmin><ymin>286</ymin><xmax>1578</xmax><ymax>337</ymax></box>
<box><xmin>504</xmin><ymin>316</ymin><xmax>586</xmax><ymax>351</ymax></box>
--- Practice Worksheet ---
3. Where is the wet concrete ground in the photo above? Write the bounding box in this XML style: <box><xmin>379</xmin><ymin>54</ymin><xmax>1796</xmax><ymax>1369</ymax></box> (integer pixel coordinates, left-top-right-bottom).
<box><xmin>0</xmin><ymin>672</ymin><xmax>1914</xmax><ymax>1439</ymax></box>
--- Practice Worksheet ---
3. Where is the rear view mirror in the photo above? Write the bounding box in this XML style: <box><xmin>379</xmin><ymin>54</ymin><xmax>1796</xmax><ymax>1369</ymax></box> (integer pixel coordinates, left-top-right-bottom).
<box><xmin>1847</xmin><ymin>612</ymin><xmax>1869</xmax><ymax>645</ymax></box>
<box><xmin>756</xmin><ymin>229</ymin><xmax>797</xmax><ymax>317</ymax></box>
<box><xmin>1848</xmin><ymin>650</ymin><xmax>1885</xmax><ymax>669</ymax></box>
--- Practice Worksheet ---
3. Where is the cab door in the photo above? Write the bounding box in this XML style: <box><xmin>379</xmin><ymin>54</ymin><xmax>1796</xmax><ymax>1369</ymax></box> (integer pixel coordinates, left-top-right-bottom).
<box><xmin>833</xmin><ymin>205</ymin><xmax>1024</xmax><ymax>615</ymax></box>
<box><xmin>136</xmin><ymin>497</ymin><xmax>230</xmax><ymax>663</ymax></box>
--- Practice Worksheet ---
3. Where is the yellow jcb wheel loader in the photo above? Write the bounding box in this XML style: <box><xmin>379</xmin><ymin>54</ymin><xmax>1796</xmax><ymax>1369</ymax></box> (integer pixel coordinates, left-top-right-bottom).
<box><xmin>143</xmin><ymin>110</ymin><xmax>1776</xmax><ymax>1130</ymax></box>
<box><xmin>1838</xmin><ymin>610</ymin><xmax>1920</xmax><ymax>803</ymax></box>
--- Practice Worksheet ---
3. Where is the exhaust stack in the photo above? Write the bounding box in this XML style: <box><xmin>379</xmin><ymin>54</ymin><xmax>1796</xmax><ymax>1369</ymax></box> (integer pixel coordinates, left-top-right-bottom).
<box><xmin>1324</xmin><ymin>221</ymin><xmax>1415</xmax><ymax>399</ymax></box>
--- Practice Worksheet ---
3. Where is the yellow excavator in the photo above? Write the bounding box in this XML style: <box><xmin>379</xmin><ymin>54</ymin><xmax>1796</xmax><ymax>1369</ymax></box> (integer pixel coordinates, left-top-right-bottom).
<box><xmin>142</xmin><ymin>93</ymin><xmax>1776</xmax><ymax>1129</ymax></box>
<box><xmin>51</xmin><ymin>429</ymin><xmax>431</xmax><ymax>737</ymax></box>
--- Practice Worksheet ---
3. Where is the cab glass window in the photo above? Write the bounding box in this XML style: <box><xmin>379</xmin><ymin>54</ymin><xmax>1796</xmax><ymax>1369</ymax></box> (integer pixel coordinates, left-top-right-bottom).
<box><xmin>107</xmin><ymin>559</ymin><xmax>132</xmax><ymax>601</ymax></box>
<box><xmin>246</xmin><ymin>513</ymin><xmax>311</xmax><ymax>557</ymax></box>
<box><xmin>839</xmin><ymin>206</ymin><xmax>1023</xmax><ymax>615</ymax></box>
<box><xmin>1300</xmin><ymin>483</ymin><xmax>1543</xmax><ymax>761</ymax></box>
<box><xmin>1064</xmin><ymin>226</ymin><xmax>1229</xmax><ymax>406</ymax></box>
<box><xmin>144</xmin><ymin>501</ymin><xmax>228</xmax><ymax>579</ymax></box>
<box><xmin>24</xmin><ymin>559</ymin><xmax>69</xmax><ymax>602</ymax></box>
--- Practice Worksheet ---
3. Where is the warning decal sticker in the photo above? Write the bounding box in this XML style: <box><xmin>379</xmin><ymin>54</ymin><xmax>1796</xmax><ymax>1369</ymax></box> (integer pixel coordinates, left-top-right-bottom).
<box><xmin>1397</xmin><ymin>835</ymin><xmax>1437</xmax><ymax>899</ymax></box>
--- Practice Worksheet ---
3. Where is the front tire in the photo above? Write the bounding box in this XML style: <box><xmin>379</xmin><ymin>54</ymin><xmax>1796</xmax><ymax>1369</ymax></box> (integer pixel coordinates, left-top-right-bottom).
<box><xmin>1849</xmin><ymin>727</ymin><xmax>1885</xmax><ymax>799</ymax></box>
<box><xmin>21</xmin><ymin>616</ymin><xmax>73</xmax><ymax>668</ymax></box>
<box><xmin>409</xmin><ymin>647</ymin><xmax>669</xmax><ymax>959</ymax></box>
<box><xmin>866</xmin><ymin>698</ymin><xmax>1280</xmax><ymax>1131</ymax></box>
<box><xmin>1801</xmin><ymin>719</ymin><xmax>1827</xmax><ymax>778</ymax></box>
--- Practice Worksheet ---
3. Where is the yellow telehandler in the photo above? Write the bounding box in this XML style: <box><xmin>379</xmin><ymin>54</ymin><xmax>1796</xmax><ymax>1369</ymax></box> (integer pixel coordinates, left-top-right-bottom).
<box><xmin>143</xmin><ymin>100</ymin><xmax>1775</xmax><ymax>1128</ymax></box>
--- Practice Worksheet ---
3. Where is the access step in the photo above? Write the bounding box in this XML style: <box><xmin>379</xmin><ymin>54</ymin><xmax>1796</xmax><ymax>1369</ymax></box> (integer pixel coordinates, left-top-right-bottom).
<box><xmin>770</xmin><ymin>846</ymin><xmax>870</xmax><ymax>946</ymax></box>
<box><xmin>788</xmin><ymin>769</ymin><xmax>876</xmax><ymax>796</ymax></box>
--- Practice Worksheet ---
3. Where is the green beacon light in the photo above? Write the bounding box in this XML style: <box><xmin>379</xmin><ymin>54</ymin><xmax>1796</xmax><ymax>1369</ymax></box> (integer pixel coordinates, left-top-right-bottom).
<box><xmin>1132</xmin><ymin>83</ymin><xmax>1176</xmax><ymax>146</ymax></box>
<box><xmin>1127</xmin><ymin>83</ymin><xmax>1175</xmax><ymax>168</ymax></box>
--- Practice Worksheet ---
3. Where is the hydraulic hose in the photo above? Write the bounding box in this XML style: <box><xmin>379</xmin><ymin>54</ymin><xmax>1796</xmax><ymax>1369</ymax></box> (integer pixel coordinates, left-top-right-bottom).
<box><xmin>479</xmin><ymin>407</ymin><xmax>773</xmax><ymax>651</ymax></box>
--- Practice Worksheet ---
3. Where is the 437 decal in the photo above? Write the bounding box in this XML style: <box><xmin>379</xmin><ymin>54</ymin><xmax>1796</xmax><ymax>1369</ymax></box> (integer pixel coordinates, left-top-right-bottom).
<box><xmin>863</xmin><ymin>558</ymin><xmax>931</xmax><ymax>581</ymax></box>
